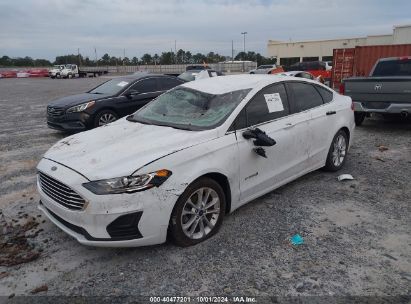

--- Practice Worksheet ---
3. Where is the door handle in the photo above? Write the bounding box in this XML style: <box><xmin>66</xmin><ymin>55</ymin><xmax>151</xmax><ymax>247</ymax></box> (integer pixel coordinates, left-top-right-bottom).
<box><xmin>326</xmin><ymin>111</ymin><xmax>336</xmax><ymax>115</ymax></box>
<box><xmin>284</xmin><ymin>122</ymin><xmax>295</xmax><ymax>129</ymax></box>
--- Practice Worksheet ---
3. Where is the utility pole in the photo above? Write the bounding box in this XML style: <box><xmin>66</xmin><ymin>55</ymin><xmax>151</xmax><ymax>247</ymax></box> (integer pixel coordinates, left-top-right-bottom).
<box><xmin>94</xmin><ymin>47</ymin><xmax>98</xmax><ymax>66</ymax></box>
<box><xmin>231</xmin><ymin>40</ymin><xmax>234</xmax><ymax>61</ymax></box>
<box><xmin>77</xmin><ymin>48</ymin><xmax>81</xmax><ymax>66</ymax></box>
<box><xmin>123</xmin><ymin>48</ymin><xmax>126</xmax><ymax>66</ymax></box>
<box><xmin>174</xmin><ymin>40</ymin><xmax>177</xmax><ymax>64</ymax></box>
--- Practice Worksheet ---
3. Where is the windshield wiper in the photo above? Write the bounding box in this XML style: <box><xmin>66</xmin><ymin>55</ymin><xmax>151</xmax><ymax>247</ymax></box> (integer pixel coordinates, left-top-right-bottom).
<box><xmin>91</xmin><ymin>92</ymin><xmax>103</xmax><ymax>94</ymax></box>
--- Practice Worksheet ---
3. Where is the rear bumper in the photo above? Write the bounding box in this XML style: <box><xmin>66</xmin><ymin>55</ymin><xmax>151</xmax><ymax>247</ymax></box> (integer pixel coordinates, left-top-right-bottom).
<box><xmin>353</xmin><ymin>101</ymin><xmax>411</xmax><ymax>113</ymax></box>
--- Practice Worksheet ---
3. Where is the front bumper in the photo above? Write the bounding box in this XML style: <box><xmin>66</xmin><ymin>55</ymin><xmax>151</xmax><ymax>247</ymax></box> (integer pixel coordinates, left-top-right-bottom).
<box><xmin>47</xmin><ymin>112</ymin><xmax>91</xmax><ymax>132</ymax></box>
<box><xmin>353</xmin><ymin>101</ymin><xmax>411</xmax><ymax>114</ymax></box>
<box><xmin>36</xmin><ymin>158</ymin><xmax>173</xmax><ymax>247</ymax></box>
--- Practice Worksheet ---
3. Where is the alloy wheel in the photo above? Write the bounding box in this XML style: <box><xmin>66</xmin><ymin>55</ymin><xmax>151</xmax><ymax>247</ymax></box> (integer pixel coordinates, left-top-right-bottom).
<box><xmin>98</xmin><ymin>113</ymin><xmax>117</xmax><ymax>126</ymax></box>
<box><xmin>332</xmin><ymin>134</ymin><xmax>347</xmax><ymax>166</ymax></box>
<box><xmin>181</xmin><ymin>187</ymin><xmax>220</xmax><ymax>240</ymax></box>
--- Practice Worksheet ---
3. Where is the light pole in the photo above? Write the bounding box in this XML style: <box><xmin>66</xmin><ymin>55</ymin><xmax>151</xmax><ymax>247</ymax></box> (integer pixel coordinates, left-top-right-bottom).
<box><xmin>241</xmin><ymin>32</ymin><xmax>247</xmax><ymax>56</ymax></box>
<box><xmin>241</xmin><ymin>32</ymin><xmax>247</xmax><ymax>71</ymax></box>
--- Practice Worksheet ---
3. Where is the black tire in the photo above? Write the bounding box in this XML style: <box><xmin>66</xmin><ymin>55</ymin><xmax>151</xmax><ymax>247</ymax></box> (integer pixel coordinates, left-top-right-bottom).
<box><xmin>250</xmin><ymin>72</ymin><xmax>255</xmax><ymax>74</ymax></box>
<box><xmin>169</xmin><ymin>177</ymin><xmax>226</xmax><ymax>247</ymax></box>
<box><xmin>56</xmin><ymin>73</ymin><xmax>60</xmax><ymax>79</ymax></box>
<box><xmin>354</xmin><ymin>112</ymin><xmax>366</xmax><ymax>126</ymax></box>
<box><xmin>324</xmin><ymin>130</ymin><xmax>349</xmax><ymax>172</ymax></box>
<box><xmin>93</xmin><ymin>110</ymin><xmax>118</xmax><ymax>128</ymax></box>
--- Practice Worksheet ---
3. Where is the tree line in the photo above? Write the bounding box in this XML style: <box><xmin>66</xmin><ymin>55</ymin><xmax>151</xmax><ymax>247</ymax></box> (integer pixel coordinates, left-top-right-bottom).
<box><xmin>1</xmin><ymin>50</ymin><xmax>276</xmax><ymax>67</ymax></box>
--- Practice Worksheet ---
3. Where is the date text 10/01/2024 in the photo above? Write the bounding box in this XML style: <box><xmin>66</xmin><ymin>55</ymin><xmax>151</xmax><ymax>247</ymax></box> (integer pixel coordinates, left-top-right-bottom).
<box><xmin>149</xmin><ymin>296</ymin><xmax>257</xmax><ymax>303</ymax></box>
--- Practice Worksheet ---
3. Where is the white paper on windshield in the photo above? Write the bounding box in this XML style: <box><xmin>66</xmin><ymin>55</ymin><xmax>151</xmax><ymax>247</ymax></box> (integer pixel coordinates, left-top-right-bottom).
<box><xmin>117</xmin><ymin>81</ymin><xmax>129</xmax><ymax>87</ymax></box>
<box><xmin>264</xmin><ymin>93</ymin><xmax>284</xmax><ymax>113</ymax></box>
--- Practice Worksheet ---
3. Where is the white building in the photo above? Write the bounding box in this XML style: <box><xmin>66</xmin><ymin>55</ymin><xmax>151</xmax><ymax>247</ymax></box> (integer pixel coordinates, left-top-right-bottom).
<box><xmin>267</xmin><ymin>24</ymin><xmax>411</xmax><ymax>66</ymax></box>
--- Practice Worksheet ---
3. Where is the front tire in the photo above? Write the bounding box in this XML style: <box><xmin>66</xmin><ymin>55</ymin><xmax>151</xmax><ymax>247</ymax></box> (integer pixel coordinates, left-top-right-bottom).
<box><xmin>324</xmin><ymin>130</ymin><xmax>348</xmax><ymax>172</ymax></box>
<box><xmin>94</xmin><ymin>110</ymin><xmax>118</xmax><ymax>128</ymax></box>
<box><xmin>354</xmin><ymin>112</ymin><xmax>366</xmax><ymax>126</ymax></box>
<box><xmin>169</xmin><ymin>178</ymin><xmax>226</xmax><ymax>247</ymax></box>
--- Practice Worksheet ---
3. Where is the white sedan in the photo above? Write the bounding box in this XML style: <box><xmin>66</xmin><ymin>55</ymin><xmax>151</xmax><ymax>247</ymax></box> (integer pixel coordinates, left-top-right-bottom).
<box><xmin>37</xmin><ymin>75</ymin><xmax>355</xmax><ymax>247</ymax></box>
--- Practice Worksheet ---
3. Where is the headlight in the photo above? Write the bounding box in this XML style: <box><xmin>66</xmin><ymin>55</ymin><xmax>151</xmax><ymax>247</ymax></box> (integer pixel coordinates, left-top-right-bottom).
<box><xmin>66</xmin><ymin>101</ymin><xmax>95</xmax><ymax>113</ymax></box>
<box><xmin>82</xmin><ymin>169</ymin><xmax>172</xmax><ymax>195</ymax></box>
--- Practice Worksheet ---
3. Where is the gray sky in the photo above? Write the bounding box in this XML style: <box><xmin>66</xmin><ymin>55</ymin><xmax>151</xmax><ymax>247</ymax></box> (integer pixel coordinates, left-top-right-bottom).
<box><xmin>0</xmin><ymin>0</ymin><xmax>410</xmax><ymax>60</ymax></box>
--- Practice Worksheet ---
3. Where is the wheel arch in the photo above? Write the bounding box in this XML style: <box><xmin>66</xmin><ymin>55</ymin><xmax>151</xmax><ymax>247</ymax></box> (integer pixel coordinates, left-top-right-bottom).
<box><xmin>339</xmin><ymin>126</ymin><xmax>350</xmax><ymax>145</ymax></box>
<box><xmin>190</xmin><ymin>172</ymin><xmax>232</xmax><ymax>214</ymax></box>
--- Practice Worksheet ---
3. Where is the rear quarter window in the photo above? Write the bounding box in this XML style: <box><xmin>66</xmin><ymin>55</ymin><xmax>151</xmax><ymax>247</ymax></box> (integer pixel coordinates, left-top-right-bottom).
<box><xmin>288</xmin><ymin>82</ymin><xmax>324</xmax><ymax>112</ymax></box>
<box><xmin>315</xmin><ymin>85</ymin><xmax>333</xmax><ymax>103</ymax></box>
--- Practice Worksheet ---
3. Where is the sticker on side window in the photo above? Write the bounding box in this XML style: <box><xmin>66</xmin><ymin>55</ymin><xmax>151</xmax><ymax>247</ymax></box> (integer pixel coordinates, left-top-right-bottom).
<box><xmin>264</xmin><ymin>93</ymin><xmax>284</xmax><ymax>113</ymax></box>
<box><xmin>117</xmin><ymin>81</ymin><xmax>129</xmax><ymax>87</ymax></box>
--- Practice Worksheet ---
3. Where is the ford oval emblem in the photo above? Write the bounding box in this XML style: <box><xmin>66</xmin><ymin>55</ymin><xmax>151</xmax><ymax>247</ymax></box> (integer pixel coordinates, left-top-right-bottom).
<box><xmin>51</xmin><ymin>166</ymin><xmax>57</xmax><ymax>171</ymax></box>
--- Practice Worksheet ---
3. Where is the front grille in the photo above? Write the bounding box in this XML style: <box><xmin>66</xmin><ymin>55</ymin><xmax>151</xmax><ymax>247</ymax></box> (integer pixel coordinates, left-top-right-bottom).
<box><xmin>47</xmin><ymin>106</ymin><xmax>65</xmax><ymax>117</ymax></box>
<box><xmin>38</xmin><ymin>172</ymin><xmax>86</xmax><ymax>210</ymax></box>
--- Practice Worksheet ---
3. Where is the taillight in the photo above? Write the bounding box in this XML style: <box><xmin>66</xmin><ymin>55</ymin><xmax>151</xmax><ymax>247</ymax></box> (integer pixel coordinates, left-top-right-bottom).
<box><xmin>351</xmin><ymin>101</ymin><xmax>355</xmax><ymax>111</ymax></box>
<box><xmin>339</xmin><ymin>83</ymin><xmax>345</xmax><ymax>95</ymax></box>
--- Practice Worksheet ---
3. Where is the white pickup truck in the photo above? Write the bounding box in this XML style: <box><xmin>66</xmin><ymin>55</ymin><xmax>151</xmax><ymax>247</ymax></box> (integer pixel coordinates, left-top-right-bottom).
<box><xmin>59</xmin><ymin>64</ymin><xmax>108</xmax><ymax>79</ymax></box>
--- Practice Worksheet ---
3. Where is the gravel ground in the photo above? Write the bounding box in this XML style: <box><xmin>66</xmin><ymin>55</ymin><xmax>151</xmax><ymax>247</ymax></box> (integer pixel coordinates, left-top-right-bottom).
<box><xmin>0</xmin><ymin>77</ymin><xmax>410</xmax><ymax>302</ymax></box>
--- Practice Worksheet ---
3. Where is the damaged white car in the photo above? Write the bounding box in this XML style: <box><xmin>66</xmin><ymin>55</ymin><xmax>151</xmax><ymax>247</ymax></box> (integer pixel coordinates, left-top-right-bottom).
<box><xmin>37</xmin><ymin>75</ymin><xmax>355</xmax><ymax>247</ymax></box>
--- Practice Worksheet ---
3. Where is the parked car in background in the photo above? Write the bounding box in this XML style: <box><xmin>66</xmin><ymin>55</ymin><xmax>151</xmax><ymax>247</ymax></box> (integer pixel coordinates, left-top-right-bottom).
<box><xmin>178</xmin><ymin>69</ymin><xmax>223</xmax><ymax>82</ymax></box>
<box><xmin>249</xmin><ymin>64</ymin><xmax>277</xmax><ymax>74</ymax></box>
<box><xmin>49</xmin><ymin>65</ymin><xmax>66</xmax><ymax>78</ymax></box>
<box><xmin>185</xmin><ymin>65</ymin><xmax>210</xmax><ymax>71</ymax></box>
<box><xmin>37</xmin><ymin>75</ymin><xmax>354</xmax><ymax>247</ymax></box>
<box><xmin>275</xmin><ymin>71</ymin><xmax>318</xmax><ymax>81</ymax></box>
<box><xmin>341</xmin><ymin>56</ymin><xmax>411</xmax><ymax>125</ymax></box>
<box><xmin>325</xmin><ymin>61</ymin><xmax>333</xmax><ymax>71</ymax></box>
<box><xmin>286</xmin><ymin>61</ymin><xmax>332</xmax><ymax>85</ymax></box>
<box><xmin>46</xmin><ymin>74</ymin><xmax>184</xmax><ymax>131</ymax></box>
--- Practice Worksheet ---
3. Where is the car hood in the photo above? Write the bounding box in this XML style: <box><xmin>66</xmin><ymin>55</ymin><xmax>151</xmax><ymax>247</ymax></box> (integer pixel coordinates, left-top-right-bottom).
<box><xmin>48</xmin><ymin>93</ymin><xmax>110</xmax><ymax>108</ymax></box>
<box><xmin>43</xmin><ymin>118</ymin><xmax>219</xmax><ymax>180</ymax></box>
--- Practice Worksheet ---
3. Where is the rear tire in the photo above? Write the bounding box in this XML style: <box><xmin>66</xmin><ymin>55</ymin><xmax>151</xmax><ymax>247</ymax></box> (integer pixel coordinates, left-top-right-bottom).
<box><xmin>354</xmin><ymin>112</ymin><xmax>366</xmax><ymax>126</ymax></box>
<box><xmin>169</xmin><ymin>177</ymin><xmax>225</xmax><ymax>247</ymax></box>
<box><xmin>324</xmin><ymin>130</ymin><xmax>348</xmax><ymax>172</ymax></box>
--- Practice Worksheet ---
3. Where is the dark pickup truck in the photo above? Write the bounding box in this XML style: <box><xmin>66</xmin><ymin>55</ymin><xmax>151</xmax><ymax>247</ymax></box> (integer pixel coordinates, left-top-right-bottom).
<box><xmin>341</xmin><ymin>56</ymin><xmax>411</xmax><ymax>125</ymax></box>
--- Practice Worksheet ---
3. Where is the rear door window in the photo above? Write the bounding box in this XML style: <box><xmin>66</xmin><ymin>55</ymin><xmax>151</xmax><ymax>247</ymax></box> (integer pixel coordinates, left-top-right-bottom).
<box><xmin>158</xmin><ymin>77</ymin><xmax>183</xmax><ymax>90</ymax></box>
<box><xmin>288</xmin><ymin>82</ymin><xmax>324</xmax><ymax>112</ymax></box>
<box><xmin>246</xmin><ymin>83</ymin><xmax>290</xmax><ymax>126</ymax></box>
<box><xmin>132</xmin><ymin>78</ymin><xmax>158</xmax><ymax>93</ymax></box>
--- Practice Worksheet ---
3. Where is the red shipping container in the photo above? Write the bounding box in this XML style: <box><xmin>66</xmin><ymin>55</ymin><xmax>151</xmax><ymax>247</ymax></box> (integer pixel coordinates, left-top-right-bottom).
<box><xmin>331</xmin><ymin>44</ymin><xmax>411</xmax><ymax>89</ymax></box>
<box><xmin>332</xmin><ymin>48</ymin><xmax>355</xmax><ymax>89</ymax></box>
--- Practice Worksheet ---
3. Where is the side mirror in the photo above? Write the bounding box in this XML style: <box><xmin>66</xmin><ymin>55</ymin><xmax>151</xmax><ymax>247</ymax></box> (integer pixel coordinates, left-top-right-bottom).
<box><xmin>243</xmin><ymin>128</ymin><xmax>276</xmax><ymax>147</ymax></box>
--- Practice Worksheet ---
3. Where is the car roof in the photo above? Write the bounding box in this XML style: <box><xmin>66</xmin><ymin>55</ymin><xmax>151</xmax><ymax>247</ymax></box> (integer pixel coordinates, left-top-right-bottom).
<box><xmin>117</xmin><ymin>73</ymin><xmax>170</xmax><ymax>82</ymax></box>
<box><xmin>181</xmin><ymin>74</ymin><xmax>292</xmax><ymax>94</ymax></box>
<box><xmin>280</xmin><ymin>71</ymin><xmax>305</xmax><ymax>76</ymax></box>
